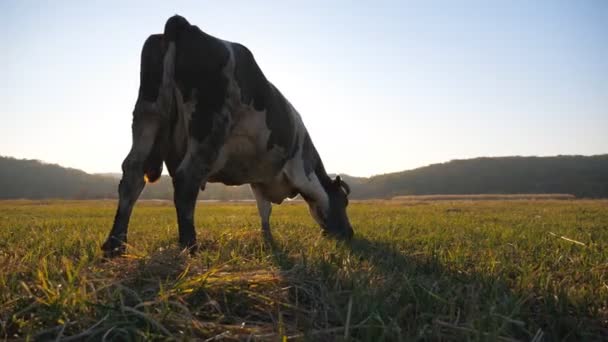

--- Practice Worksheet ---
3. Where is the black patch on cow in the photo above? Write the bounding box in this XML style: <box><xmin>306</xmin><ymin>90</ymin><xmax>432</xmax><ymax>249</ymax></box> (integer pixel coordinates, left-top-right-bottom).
<box><xmin>231</xmin><ymin>43</ymin><xmax>296</xmax><ymax>156</ymax></box>
<box><xmin>232</xmin><ymin>43</ymin><xmax>266</xmax><ymax>111</ymax></box>
<box><xmin>287</xmin><ymin>132</ymin><xmax>299</xmax><ymax>160</ymax></box>
<box><xmin>138</xmin><ymin>34</ymin><xmax>164</xmax><ymax>102</ymax></box>
<box><xmin>264</xmin><ymin>84</ymin><xmax>296</xmax><ymax>154</ymax></box>
<box><xmin>171</xmin><ymin>22</ymin><xmax>230</xmax><ymax>143</ymax></box>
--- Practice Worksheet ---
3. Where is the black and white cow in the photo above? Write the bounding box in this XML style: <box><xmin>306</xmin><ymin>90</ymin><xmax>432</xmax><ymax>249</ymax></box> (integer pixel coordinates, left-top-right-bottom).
<box><xmin>102</xmin><ymin>15</ymin><xmax>353</xmax><ymax>257</ymax></box>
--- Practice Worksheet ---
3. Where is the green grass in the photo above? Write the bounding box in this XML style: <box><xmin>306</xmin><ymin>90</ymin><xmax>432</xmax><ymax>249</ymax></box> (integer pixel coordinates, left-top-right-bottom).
<box><xmin>0</xmin><ymin>200</ymin><xmax>607</xmax><ymax>341</ymax></box>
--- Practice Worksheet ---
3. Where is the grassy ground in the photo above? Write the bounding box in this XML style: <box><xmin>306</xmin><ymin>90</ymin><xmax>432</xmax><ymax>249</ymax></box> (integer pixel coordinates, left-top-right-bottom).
<box><xmin>0</xmin><ymin>200</ymin><xmax>606</xmax><ymax>341</ymax></box>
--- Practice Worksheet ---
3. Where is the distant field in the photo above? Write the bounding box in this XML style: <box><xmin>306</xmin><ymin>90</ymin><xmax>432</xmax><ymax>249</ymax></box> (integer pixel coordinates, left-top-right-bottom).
<box><xmin>0</xmin><ymin>200</ymin><xmax>606</xmax><ymax>340</ymax></box>
<box><xmin>391</xmin><ymin>194</ymin><xmax>576</xmax><ymax>201</ymax></box>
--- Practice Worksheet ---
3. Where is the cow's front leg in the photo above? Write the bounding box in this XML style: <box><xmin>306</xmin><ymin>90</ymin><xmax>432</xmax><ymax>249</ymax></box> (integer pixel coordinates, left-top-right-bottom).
<box><xmin>251</xmin><ymin>184</ymin><xmax>272</xmax><ymax>232</ymax></box>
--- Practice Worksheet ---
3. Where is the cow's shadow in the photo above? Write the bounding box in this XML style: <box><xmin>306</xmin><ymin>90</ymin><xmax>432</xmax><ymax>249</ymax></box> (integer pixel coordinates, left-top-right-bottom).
<box><xmin>260</xmin><ymin>230</ymin><xmax>543</xmax><ymax>341</ymax></box>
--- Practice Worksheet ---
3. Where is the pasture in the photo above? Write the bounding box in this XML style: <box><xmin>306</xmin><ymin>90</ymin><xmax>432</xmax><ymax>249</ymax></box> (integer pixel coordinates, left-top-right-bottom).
<box><xmin>0</xmin><ymin>200</ymin><xmax>606</xmax><ymax>340</ymax></box>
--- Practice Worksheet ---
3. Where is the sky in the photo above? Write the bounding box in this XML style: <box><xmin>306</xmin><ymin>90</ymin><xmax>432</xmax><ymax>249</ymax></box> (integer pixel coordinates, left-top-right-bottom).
<box><xmin>1</xmin><ymin>1</ymin><xmax>607</xmax><ymax>177</ymax></box>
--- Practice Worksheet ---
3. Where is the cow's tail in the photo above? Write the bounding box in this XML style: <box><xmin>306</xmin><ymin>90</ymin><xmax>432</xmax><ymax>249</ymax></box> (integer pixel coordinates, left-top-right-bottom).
<box><xmin>158</xmin><ymin>16</ymin><xmax>189</xmax><ymax>117</ymax></box>
<box><xmin>162</xmin><ymin>14</ymin><xmax>189</xmax><ymax>83</ymax></box>
<box><xmin>159</xmin><ymin>15</ymin><xmax>190</xmax><ymax>112</ymax></box>
<box><xmin>161</xmin><ymin>41</ymin><xmax>175</xmax><ymax>90</ymax></box>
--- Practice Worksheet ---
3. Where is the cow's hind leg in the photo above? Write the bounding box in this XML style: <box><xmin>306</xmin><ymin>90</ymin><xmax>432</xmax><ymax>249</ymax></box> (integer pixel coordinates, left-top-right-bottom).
<box><xmin>251</xmin><ymin>184</ymin><xmax>272</xmax><ymax>232</ymax></box>
<box><xmin>102</xmin><ymin>103</ymin><xmax>164</xmax><ymax>257</ymax></box>
<box><xmin>102</xmin><ymin>167</ymin><xmax>145</xmax><ymax>257</ymax></box>
<box><xmin>102</xmin><ymin>156</ymin><xmax>149</xmax><ymax>257</ymax></box>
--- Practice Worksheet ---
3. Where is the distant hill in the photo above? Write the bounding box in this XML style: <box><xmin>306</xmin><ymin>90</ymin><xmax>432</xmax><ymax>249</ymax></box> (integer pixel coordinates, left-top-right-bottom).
<box><xmin>95</xmin><ymin>172</ymin><xmax>122</xmax><ymax>179</ymax></box>
<box><xmin>0</xmin><ymin>157</ymin><xmax>252</xmax><ymax>200</ymax></box>
<box><xmin>351</xmin><ymin>155</ymin><xmax>608</xmax><ymax>199</ymax></box>
<box><xmin>1</xmin><ymin>155</ymin><xmax>607</xmax><ymax>199</ymax></box>
<box><xmin>0</xmin><ymin>157</ymin><xmax>117</xmax><ymax>199</ymax></box>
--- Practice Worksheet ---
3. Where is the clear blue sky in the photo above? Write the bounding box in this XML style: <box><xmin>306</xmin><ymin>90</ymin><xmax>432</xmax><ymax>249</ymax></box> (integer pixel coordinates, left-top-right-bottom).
<box><xmin>1</xmin><ymin>1</ymin><xmax>607</xmax><ymax>177</ymax></box>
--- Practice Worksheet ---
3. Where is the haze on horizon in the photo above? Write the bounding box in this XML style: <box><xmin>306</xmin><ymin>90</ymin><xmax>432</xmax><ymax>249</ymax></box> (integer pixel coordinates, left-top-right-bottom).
<box><xmin>1</xmin><ymin>1</ymin><xmax>607</xmax><ymax>177</ymax></box>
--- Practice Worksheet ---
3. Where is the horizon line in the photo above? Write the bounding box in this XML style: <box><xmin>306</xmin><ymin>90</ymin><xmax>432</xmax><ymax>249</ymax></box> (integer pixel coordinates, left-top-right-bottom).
<box><xmin>2</xmin><ymin>153</ymin><xmax>606</xmax><ymax>179</ymax></box>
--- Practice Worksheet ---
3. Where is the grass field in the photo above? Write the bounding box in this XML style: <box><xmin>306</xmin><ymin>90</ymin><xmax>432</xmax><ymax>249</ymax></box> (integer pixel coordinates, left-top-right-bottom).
<box><xmin>0</xmin><ymin>200</ymin><xmax>607</xmax><ymax>341</ymax></box>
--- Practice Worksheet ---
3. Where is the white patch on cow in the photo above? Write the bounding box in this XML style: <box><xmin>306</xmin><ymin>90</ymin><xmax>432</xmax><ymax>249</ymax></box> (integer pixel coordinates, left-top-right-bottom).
<box><xmin>300</xmin><ymin>172</ymin><xmax>330</xmax><ymax>223</ymax></box>
<box><xmin>283</xmin><ymin>136</ymin><xmax>329</xmax><ymax>216</ymax></box>
<box><xmin>220</xmin><ymin>40</ymin><xmax>240</xmax><ymax>111</ymax></box>
<box><xmin>277</xmin><ymin>104</ymin><xmax>331</xmax><ymax>220</ymax></box>
<box><xmin>209</xmin><ymin>103</ymin><xmax>280</xmax><ymax>181</ymax></box>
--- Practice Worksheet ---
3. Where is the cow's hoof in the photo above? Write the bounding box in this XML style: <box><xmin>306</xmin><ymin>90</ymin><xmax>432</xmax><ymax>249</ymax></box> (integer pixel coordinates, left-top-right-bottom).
<box><xmin>180</xmin><ymin>241</ymin><xmax>199</xmax><ymax>255</ymax></box>
<box><xmin>101</xmin><ymin>241</ymin><xmax>126</xmax><ymax>259</ymax></box>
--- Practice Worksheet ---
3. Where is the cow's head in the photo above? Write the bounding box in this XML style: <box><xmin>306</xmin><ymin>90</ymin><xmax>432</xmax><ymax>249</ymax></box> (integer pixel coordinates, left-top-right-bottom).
<box><xmin>308</xmin><ymin>176</ymin><xmax>354</xmax><ymax>240</ymax></box>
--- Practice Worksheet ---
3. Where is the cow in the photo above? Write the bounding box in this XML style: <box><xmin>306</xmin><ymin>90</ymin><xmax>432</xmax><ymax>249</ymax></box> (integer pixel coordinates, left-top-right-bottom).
<box><xmin>102</xmin><ymin>15</ymin><xmax>353</xmax><ymax>257</ymax></box>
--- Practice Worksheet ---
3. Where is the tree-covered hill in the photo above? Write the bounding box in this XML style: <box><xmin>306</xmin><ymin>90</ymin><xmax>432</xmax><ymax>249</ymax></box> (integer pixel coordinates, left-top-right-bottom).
<box><xmin>0</xmin><ymin>157</ymin><xmax>252</xmax><ymax>200</ymax></box>
<box><xmin>352</xmin><ymin>155</ymin><xmax>608</xmax><ymax>199</ymax></box>
<box><xmin>1</xmin><ymin>155</ymin><xmax>607</xmax><ymax>199</ymax></box>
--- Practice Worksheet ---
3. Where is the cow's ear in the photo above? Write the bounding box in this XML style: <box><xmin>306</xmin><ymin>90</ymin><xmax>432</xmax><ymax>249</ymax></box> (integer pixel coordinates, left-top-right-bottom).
<box><xmin>334</xmin><ymin>175</ymin><xmax>351</xmax><ymax>195</ymax></box>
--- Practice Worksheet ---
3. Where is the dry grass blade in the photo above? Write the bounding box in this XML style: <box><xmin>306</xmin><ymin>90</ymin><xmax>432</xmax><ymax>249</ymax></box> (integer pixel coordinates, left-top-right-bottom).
<box><xmin>548</xmin><ymin>232</ymin><xmax>586</xmax><ymax>247</ymax></box>
<box><xmin>344</xmin><ymin>295</ymin><xmax>353</xmax><ymax>340</ymax></box>
<box><xmin>530</xmin><ymin>328</ymin><xmax>544</xmax><ymax>342</ymax></box>
<box><xmin>101</xmin><ymin>326</ymin><xmax>116</xmax><ymax>342</ymax></box>
<box><xmin>204</xmin><ymin>331</ymin><xmax>231</xmax><ymax>341</ymax></box>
